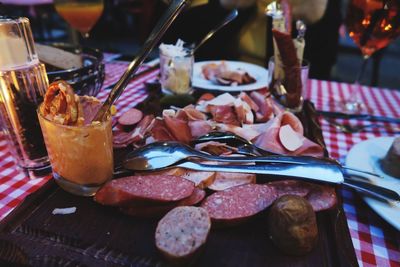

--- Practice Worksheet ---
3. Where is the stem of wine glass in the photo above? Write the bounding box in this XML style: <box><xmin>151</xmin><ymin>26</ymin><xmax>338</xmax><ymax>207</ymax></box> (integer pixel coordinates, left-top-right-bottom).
<box><xmin>81</xmin><ymin>32</ymin><xmax>90</xmax><ymax>39</ymax></box>
<box><xmin>345</xmin><ymin>55</ymin><xmax>369</xmax><ymax>113</ymax></box>
<box><xmin>354</xmin><ymin>55</ymin><xmax>369</xmax><ymax>85</ymax></box>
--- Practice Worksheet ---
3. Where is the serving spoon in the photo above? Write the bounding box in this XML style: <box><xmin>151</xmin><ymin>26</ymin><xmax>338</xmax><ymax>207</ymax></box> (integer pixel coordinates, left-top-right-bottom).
<box><xmin>123</xmin><ymin>141</ymin><xmax>333</xmax><ymax>171</ymax></box>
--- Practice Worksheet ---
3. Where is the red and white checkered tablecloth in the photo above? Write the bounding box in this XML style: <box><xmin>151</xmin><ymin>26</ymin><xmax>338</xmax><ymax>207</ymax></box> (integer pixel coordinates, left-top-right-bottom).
<box><xmin>0</xmin><ymin>61</ymin><xmax>399</xmax><ymax>267</ymax></box>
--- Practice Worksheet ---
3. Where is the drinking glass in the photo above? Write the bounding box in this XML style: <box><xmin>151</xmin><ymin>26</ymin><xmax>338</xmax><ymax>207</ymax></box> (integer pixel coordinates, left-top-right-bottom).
<box><xmin>268</xmin><ymin>56</ymin><xmax>309</xmax><ymax>112</ymax></box>
<box><xmin>54</xmin><ymin>0</ymin><xmax>104</xmax><ymax>39</ymax></box>
<box><xmin>38</xmin><ymin>109</ymin><xmax>113</xmax><ymax>196</ymax></box>
<box><xmin>344</xmin><ymin>0</ymin><xmax>400</xmax><ymax>113</ymax></box>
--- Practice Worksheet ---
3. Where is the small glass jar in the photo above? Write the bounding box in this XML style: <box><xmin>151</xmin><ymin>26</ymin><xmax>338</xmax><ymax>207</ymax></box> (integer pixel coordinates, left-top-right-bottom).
<box><xmin>159</xmin><ymin>47</ymin><xmax>194</xmax><ymax>95</ymax></box>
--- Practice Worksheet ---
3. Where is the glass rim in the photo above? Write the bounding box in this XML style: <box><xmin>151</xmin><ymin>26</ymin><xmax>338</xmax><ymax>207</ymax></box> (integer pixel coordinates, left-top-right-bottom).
<box><xmin>269</xmin><ymin>55</ymin><xmax>310</xmax><ymax>68</ymax></box>
<box><xmin>0</xmin><ymin>16</ymin><xmax>29</xmax><ymax>25</ymax></box>
<box><xmin>37</xmin><ymin>104</ymin><xmax>111</xmax><ymax>130</ymax></box>
<box><xmin>159</xmin><ymin>48</ymin><xmax>194</xmax><ymax>58</ymax></box>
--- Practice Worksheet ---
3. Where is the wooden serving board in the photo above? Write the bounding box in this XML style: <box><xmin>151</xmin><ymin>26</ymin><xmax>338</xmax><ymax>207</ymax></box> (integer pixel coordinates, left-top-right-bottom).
<box><xmin>0</xmin><ymin>87</ymin><xmax>358</xmax><ymax>267</ymax></box>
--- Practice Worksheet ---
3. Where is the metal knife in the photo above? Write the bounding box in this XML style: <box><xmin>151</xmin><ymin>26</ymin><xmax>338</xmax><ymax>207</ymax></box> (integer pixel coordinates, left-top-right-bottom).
<box><xmin>167</xmin><ymin>161</ymin><xmax>400</xmax><ymax>202</ymax></box>
<box><xmin>317</xmin><ymin>110</ymin><xmax>400</xmax><ymax>124</ymax></box>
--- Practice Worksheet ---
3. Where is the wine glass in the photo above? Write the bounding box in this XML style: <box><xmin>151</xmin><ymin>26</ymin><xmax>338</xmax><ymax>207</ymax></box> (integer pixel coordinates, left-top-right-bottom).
<box><xmin>343</xmin><ymin>0</ymin><xmax>400</xmax><ymax>113</ymax></box>
<box><xmin>54</xmin><ymin>0</ymin><xmax>104</xmax><ymax>39</ymax></box>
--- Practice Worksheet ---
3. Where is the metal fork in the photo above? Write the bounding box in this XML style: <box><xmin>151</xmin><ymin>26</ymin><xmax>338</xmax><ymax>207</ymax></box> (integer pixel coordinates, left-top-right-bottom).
<box><xmin>325</xmin><ymin>118</ymin><xmax>400</xmax><ymax>133</ymax></box>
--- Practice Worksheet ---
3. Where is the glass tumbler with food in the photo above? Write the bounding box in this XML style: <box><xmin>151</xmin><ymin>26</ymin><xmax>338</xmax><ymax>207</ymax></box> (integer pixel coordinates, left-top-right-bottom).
<box><xmin>38</xmin><ymin>81</ymin><xmax>113</xmax><ymax>196</ymax></box>
<box><xmin>268</xmin><ymin>56</ymin><xmax>309</xmax><ymax>112</ymax></box>
<box><xmin>159</xmin><ymin>40</ymin><xmax>194</xmax><ymax>95</ymax></box>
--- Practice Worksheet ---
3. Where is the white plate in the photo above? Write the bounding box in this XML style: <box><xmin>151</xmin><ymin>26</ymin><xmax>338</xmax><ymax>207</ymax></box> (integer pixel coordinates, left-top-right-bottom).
<box><xmin>345</xmin><ymin>137</ymin><xmax>400</xmax><ymax>231</ymax></box>
<box><xmin>192</xmin><ymin>60</ymin><xmax>269</xmax><ymax>92</ymax></box>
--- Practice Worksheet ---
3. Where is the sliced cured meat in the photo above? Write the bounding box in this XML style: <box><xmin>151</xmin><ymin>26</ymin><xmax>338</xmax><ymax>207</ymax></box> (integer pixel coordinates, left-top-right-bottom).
<box><xmin>201</xmin><ymin>61</ymin><xmax>228</xmax><ymax>80</ymax></box>
<box><xmin>197</xmin><ymin>93</ymin><xmax>215</xmax><ymax>103</ymax></box>
<box><xmin>113</xmin><ymin>115</ymin><xmax>155</xmax><ymax>148</ymax></box>
<box><xmin>118</xmin><ymin>108</ymin><xmax>143</xmax><ymax>128</ymax></box>
<box><xmin>234</xmin><ymin>98</ymin><xmax>254</xmax><ymax>124</ymax></box>
<box><xmin>188</xmin><ymin>120</ymin><xmax>213</xmax><ymax>138</ymax></box>
<box><xmin>181</xmin><ymin>171</ymin><xmax>216</xmax><ymax>189</ymax></box>
<box><xmin>208</xmin><ymin>172</ymin><xmax>256</xmax><ymax>191</ymax></box>
<box><xmin>152</xmin><ymin>118</ymin><xmax>176</xmax><ymax>142</ymax></box>
<box><xmin>201</xmin><ymin>184</ymin><xmax>277</xmax><ymax>226</ymax></box>
<box><xmin>267</xmin><ymin>180</ymin><xmax>311</xmax><ymax>198</ymax></box>
<box><xmin>255</xmin><ymin>112</ymin><xmax>323</xmax><ymax>157</ymax></box>
<box><xmin>155</xmin><ymin>207</ymin><xmax>211</xmax><ymax>263</ymax></box>
<box><xmin>120</xmin><ymin>189</ymin><xmax>206</xmax><ymax>218</ymax></box>
<box><xmin>215</xmin><ymin>123</ymin><xmax>260</xmax><ymax>141</ymax></box>
<box><xmin>94</xmin><ymin>175</ymin><xmax>195</xmax><ymax>206</ymax></box>
<box><xmin>239</xmin><ymin>92</ymin><xmax>259</xmax><ymax>112</ymax></box>
<box><xmin>209</xmin><ymin>105</ymin><xmax>239</xmax><ymax>126</ymax></box>
<box><xmin>164</xmin><ymin>115</ymin><xmax>192</xmax><ymax>143</ymax></box>
<box><xmin>206</xmin><ymin>93</ymin><xmax>236</xmax><ymax>106</ymax></box>
<box><xmin>181</xmin><ymin>105</ymin><xmax>207</xmax><ymax>121</ymax></box>
<box><xmin>306</xmin><ymin>184</ymin><xmax>337</xmax><ymax>212</ymax></box>
<box><xmin>250</xmin><ymin>91</ymin><xmax>274</xmax><ymax>123</ymax></box>
<box><xmin>194</xmin><ymin>141</ymin><xmax>238</xmax><ymax>156</ymax></box>
<box><xmin>216</xmin><ymin>70</ymin><xmax>256</xmax><ymax>86</ymax></box>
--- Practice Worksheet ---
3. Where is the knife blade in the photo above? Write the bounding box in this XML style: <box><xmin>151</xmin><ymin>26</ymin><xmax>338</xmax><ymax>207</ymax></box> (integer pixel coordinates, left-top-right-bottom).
<box><xmin>317</xmin><ymin>110</ymin><xmax>400</xmax><ymax>124</ymax></box>
<box><xmin>178</xmin><ymin>161</ymin><xmax>344</xmax><ymax>184</ymax></box>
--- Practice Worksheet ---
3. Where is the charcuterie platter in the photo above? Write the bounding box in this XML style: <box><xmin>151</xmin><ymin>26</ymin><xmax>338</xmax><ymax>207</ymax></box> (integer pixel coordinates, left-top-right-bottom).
<box><xmin>0</xmin><ymin>85</ymin><xmax>358</xmax><ymax>267</ymax></box>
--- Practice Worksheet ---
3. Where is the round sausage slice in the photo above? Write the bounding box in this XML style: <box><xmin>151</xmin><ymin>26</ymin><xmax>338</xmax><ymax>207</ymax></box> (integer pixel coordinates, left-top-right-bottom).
<box><xmin>118</xmin><ymin>108</ymin><xmax>143</xmax><ymax>128</ymax></box>
<box><xmin>201</xmin><ymin>184</ymin><xmax>277</xmax><ymax>226</ymax></box>
<box><xmin>306</xmin><ymin>184</ymin><xmax>337</xmax><ymax>212</ymax></box>
<box><xmin>120</xmin><ymin>189</ymin><xmax>206</xmax><ymax>218</ymax></box>
<box><xmin>94</xmin><ymin>175</ymin><xmax>194</xmax><ymax>206</ymax></box>
<box><xmin>268</xmin><ymin>180</ymin><xmax>311</xmax><ymax>198</ymax></box>
<box><xmin>155</xmin><ymin>206</ymin><xmax>211</xmax><ymax>263</ymax></box>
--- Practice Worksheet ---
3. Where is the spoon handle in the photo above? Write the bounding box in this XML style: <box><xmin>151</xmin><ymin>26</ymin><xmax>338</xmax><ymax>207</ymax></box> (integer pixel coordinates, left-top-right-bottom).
<box><xmin>93</xmin><ymin>0</ymin><xmax>189</xmax><ymax>122</ymax></box>
<box><xmin>178</xmin><ymin>161</ymin><xmax>344</xmax><ymax>184</ymax></box>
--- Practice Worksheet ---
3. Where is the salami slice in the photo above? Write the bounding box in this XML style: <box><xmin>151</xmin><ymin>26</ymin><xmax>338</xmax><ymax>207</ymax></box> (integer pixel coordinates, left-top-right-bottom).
<box><xmin>94</xmin><ymin>175</ymin><xmax>195</xmax><ymax>206</ymax></box>
<box><xmin>268</xmin><ymin>180</ymin><xmax>311</xmax><ymax>198</ymax></box>
<box><xmin>155</xmin><ymin>207</ymin><xmax>211</xmax><ymax>263</ymax></box>
<box><xmin>306</xmin><ymin>184</ymin><xmax>337</xmax><ymax>212</ymax></box>
<box><xmin>201</xmin><ymin>184</ymin><xmax>277</xmax><ymax>226</ymax></box>
<box><xmin>120</xmin><ymin>188</ymin><xmax>206</xmax><ymax>218</ymax></box>
<box><xmin>118</xmin><ymin>108</ymin><xmax>143</xmax><ymax>128</ymax></box>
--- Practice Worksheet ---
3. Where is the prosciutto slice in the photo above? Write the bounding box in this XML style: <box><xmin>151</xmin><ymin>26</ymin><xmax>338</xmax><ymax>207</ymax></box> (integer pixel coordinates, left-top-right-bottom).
<box><xmin>250</xmin><ymin>91</ymin><xmax>274</xmax><ymax>122</ymax></box>
<box><xmin>215</xmin><ymin>123</ymin><xmax>260</xmax><ymax>141</ymax></box>
<box><xmin>152</xmin><ymin>118</ymin><xmax>176</xmax><ymax>142</ymax></box>
<box><xmin>210</xmin><ymin>105</ymin><xmax>240</xmax><ymax>126</ymax></box>
<box><xmin>188</xmin><ymin>120</ymin><xmax>213</xmax><ymax>138</ymax></box>
<box><xmin>163</xmin><ymin>115</ymin><xmax>192</xmax><ymax>144</ymax></box>
<box><xmin>255</xmin><ymin>112</ymin><xmax>324</xmax><ymax>157</ymax></box>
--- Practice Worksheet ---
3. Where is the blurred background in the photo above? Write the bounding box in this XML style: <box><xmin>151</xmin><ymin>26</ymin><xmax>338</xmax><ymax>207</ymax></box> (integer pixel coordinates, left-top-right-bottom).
<box><xmin>1</xmin><ymin>0</ymin><xmax>399</xmax><ymax>89</ymax></box>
